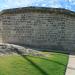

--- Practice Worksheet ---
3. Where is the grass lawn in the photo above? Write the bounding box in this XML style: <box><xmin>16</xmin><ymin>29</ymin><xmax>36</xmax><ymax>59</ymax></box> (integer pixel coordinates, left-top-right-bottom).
<box><xmin>0</xmin><ymin>52</ymin><xmax>68</xmax><ymax>75</ymax></box>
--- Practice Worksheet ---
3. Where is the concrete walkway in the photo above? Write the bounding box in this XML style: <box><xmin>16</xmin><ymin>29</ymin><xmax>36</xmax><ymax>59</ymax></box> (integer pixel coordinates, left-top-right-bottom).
<box><xmin>65</xmin><ymin>53</ymin><xmax>75</xmax><ymax>75</ymax></box>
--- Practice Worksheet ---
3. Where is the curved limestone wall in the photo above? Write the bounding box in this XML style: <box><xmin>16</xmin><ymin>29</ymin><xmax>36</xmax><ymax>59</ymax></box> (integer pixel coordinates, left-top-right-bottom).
<box><xmin>0</xmin><ymin>7</ymin><xmax>75</xmax><ymax>51</ymax></box>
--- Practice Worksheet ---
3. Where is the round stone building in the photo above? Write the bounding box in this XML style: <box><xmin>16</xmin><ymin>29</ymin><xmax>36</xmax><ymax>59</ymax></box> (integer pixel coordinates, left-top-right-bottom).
<box><xmin>0</xmin><ymin>7</ymin><xmax>75</xmax><ymax>51</ymax></box>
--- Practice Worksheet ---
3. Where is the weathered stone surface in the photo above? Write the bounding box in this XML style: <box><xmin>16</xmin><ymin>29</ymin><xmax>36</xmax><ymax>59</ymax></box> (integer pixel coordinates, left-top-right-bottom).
<box><xmin>0</xmin><ymin>7</ymin><xmax>75</xmax><ymax>51</ymax></box>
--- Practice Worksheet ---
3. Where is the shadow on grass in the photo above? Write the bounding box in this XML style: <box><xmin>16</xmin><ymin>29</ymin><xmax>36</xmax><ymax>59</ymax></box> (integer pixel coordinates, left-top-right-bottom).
<box><xmin>13</xmin><ymin>47</ymin><xmax>69</xmax><ymax>75</ymax></box>
<box><xmin>22</xmin><ymin>55</ymin><xmax>49</xmax><ymax>75</ymax></box>
<box><xmin>14</xmin><ymin>48</ymin><xmax>49</xmax><ymax>75</ymax></box>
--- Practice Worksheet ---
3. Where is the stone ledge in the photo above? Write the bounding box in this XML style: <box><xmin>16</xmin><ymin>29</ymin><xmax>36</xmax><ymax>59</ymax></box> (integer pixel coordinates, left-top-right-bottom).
<box><xmin>0</xmin><ymin>6</ymin><xmax>75</xmax><ymax>16</ymax></box>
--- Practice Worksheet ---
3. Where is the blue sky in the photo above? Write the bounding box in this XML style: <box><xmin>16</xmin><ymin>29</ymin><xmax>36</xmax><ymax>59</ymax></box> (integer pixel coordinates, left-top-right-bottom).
<box><xmin>0</xmin><ymin>0</ymin><xmax>75</xmax><ymax>11</ymax></box>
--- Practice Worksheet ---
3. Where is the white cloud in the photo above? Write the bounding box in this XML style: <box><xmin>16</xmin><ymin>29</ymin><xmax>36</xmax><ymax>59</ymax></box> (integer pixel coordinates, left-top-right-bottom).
<box><xmin>0</xmin><ymin>0</ymin><xmax>74</xmax><ymax>11</ymax></box>
<box><xmin>42</xmin><ymin>4</ymin><xmax>47</xmax><ymax>7</ymax></box>
<box><xmin>33</xmin><ymin>0</ymin><xmax>62</xmax><ymax>8</ymax></box>
<box><xmin>2</xmin><ymin>0</ymin><xmax>62</xmax><ymax>9</ymax></box>
<box><xmin>48</xmin><ymin>0</ymin><xmax>62</xmax><ymax>8</ymax></box>
<box><xmin>2</xmin><ymin>0</ymin><xmax>34</xmax><ymax>9</ymax></box>
<box><xmin>65</xmin><ymin>0</ymin><xmax>75</xmax><ymax>4</ymax></box>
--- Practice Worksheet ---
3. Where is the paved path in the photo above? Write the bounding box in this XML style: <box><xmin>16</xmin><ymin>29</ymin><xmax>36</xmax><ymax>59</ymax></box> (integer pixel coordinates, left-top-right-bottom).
<box><xmin>65</xmin><ymin>54</ymin><xmax>75</xmax><ymax>75</ymax></box>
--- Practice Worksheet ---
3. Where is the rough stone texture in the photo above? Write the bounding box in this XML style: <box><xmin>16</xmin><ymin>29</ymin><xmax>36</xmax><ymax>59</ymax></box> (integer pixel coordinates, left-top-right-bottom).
<box><xmin>0</xmin><ymin>7</ymin><xmax>75</xmax><ymax>51</ymax></box>
<box><xmin>0</xmin><ymin>18</ymin><xmax>3</xmax><ymax>43</ymax></box>
<box><xmin>0</xmin><ymin>44</ymin><xmax>49</xmax><ymax>57</ymax></box>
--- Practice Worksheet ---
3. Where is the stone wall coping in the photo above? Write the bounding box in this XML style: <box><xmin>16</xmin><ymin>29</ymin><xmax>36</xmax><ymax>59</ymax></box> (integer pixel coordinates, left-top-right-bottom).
<box><xmin>0</xmin><ymin>6</ymin><xmax>75</xmax><ymax>16</ymax></box>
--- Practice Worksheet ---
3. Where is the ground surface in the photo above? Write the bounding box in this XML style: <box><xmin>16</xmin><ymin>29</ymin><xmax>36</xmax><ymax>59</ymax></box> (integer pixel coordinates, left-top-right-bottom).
<box><xmin>0</xmin><ymin>52</ymin><xmax>68</xmax><ymax>75</ymax></box>
<box><xmin>65</xmin><ymin>54</ymin><xmax>75</xmax><ymax>75</ymax></box>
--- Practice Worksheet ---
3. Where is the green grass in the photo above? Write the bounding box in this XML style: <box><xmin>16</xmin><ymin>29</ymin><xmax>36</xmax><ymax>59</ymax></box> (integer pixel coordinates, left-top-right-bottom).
<box><xmin>0</xmin><ymin>52</ymin><xmax>68</xmax><ymax>75</ymax></box>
